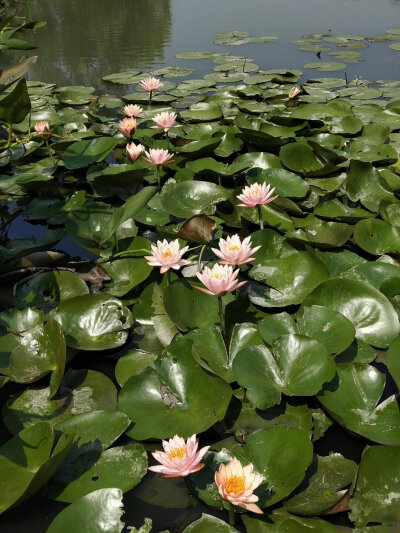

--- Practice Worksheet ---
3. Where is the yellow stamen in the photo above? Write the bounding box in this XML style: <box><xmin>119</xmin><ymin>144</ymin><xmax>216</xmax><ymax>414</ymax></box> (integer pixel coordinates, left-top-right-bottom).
<box><xmin>228</xmin><ymin>245</ymin><xmax>240</xmax><ymax>251</ymax></box>
<box><xmin>167</xmin><ymin>446</ymin><xmax>186</xmax><ymax>459</ymax></box>
<box><xmin>162</xmin><ymin>250</ymin><xmax>173</xmax><ymax>259</ymax></box>
<box><xmin>225</xmin><ymin>475</ymin><xmax>245</xmax><ymax>494</ymax></box>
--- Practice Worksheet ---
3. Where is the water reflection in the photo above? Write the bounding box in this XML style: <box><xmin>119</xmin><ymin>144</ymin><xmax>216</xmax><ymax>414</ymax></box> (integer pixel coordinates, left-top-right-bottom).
<box><xmin>20</xmin><ymin>0</ymin><xmax>172</xmax><ymax>89</ymax></box>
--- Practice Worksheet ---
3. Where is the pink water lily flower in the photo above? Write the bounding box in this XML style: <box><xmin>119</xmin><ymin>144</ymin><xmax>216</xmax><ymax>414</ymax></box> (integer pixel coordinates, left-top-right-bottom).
<box><xmin>237</xmin><ymin>182</ymin><xmax>278</xmax><ymax>208</ymax></box>
<box><xmin>118</xmin><ymin>117</ymin><xmax>137</xmax><ymax>136</ymax></box>
<box><xmin>123</xmin><ymin>104</ymin><xmax>143</xmax><ymax>118</ymax></box>
<box><xmin>195</xmin><ymin>264</ymin><xmax>247</xmax><ymax>296</ymax></box>
<box><xmin>150</xmin><ymin>111</ymin><xmax>181</xmax><ymax>132</ymax></box>
<box><xmin>148</xmin><ymin>434</ymin><xmax>210</xmax><ymax>478</ymax></box>
<box><xmin>34</xmin><ymin>121</ymin><xmax>51</xmax><ymax>139</ymax></box>
<box><xmin>143</xmin><ymin>148</ymin><xmax>174</xmax><ymax>166</ymax></box>
<box><xmin>212</xmin><ymin>235</ymin><xmax>261</xmax><ymax>265</ymax></box>
<box><xmin>215</xmin><ymin>458</ymin><xmax>265</xmax><ymax>514</ymax></box>
<box><xmin>145</xmin><ymin>239</ymin><xmax>191</xmax><ymax>273</ymax></box>
<box><xmin>126</xmin><ymin>142</ymin><xmax>145</xmax><ymax>163</ymax></box>
<box><xmin>139</xmin><ymin>76</ymin><xmax>164</xmax><ymax>92</ymax></box>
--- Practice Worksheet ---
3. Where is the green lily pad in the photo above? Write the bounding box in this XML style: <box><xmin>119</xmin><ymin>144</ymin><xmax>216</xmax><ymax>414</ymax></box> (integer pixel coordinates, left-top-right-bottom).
<box><xmin>117</xmin><ymin>337</ymin><xmax>232</xmax><ymax>439</ymax></box>
<box><xmin>295</xmin><ymin>305</ymin><xmax>355</xmax><ymax>354</ymax></box>
<box><xmin>353</xmin><ymin>219</ymin><xmax>400</xmax><ymax>255</ymax></box>
<box><xmin>304</xmin><ymin>62</ymin><xmax>346</xmax><ymax>72</ymax></box>
<box><xmin>46</xmin><ymin>488</ymin><xmax>124</xmax><ymax>533</ymax></box>
<box><xmin>243</xmin><ymin>509</ymin><xmax>339</xmax><ymax>532</ymax></box>
<box><xmin>161</xmin><ymin>180</ymin><xmax>228</xmax><ymax>218</ymax></box>
<box><xmin>3</xmin><ymin>369</ymin><xmax>117</xmax><ymax>434</ymax></box>
<box><xmin>305</xmin><ymin>278</ymin><xmax>399</xmax><ymax>348</ymax></box>
<box><xmin>249</xmin><ymin>252</ymin><xmax>330</xmax><ymax>307</ymax></box>
<box><xmin>54</xmin><ymin>293</ymin><xmax>132</xmax><ymax>350</ymax></box>
<box><xmin>183</xmin><ymin>514</ymin><xmax>238</xmax><ymax>533</ymax></box>
<box><xmin>318</xmin><ymin>363</ymin><xmax>400</xmax><ymax>445</ymax></box>
<box><xmin>0</xmin><ymin>422</ymin><xmax>73</xmax><ymax>514</ymax></box>
<box><xmin>48</xmin><ymin>443</ymin><xmax>147</xmax><ymax>502</ymax></box>
<box><xmin>232</xmin><ymin>335</ymin><xmax>335</xmax><ymax>409</ymax></box>
<box><xmin>238</xmin><ymin>425</ymin><xmax>313</xmax><ymax>506</ymax></box>
<box><xmin>284</xmin><ymin>454</ymin><xmax>357</xmax><ymax>515</ymax></box>
<box><xmin>349</xmin><ymin>445</ymin><xmax>400</xmax><ymax>527</ymax></box>
<box><xmin>63</xmin><ymin>137</ymin><xmax>117</xmax><ymax>170</ymax></box>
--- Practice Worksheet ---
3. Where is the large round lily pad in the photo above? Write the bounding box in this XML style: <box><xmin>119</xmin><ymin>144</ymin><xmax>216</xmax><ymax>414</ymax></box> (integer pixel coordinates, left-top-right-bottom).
<box><xmin>304</xmin><ymin>278</ymin><xmax>399</xmax><ymax>348</ymax></box>
<box><xmin>117</xmin><ymin>337</ymin><xmax>232</xmax><ymax>439</ymax></box>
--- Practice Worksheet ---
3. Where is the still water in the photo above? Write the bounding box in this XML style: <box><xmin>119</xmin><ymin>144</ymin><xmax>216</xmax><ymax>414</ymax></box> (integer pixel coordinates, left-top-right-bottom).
<box><xmin>18</xmin><ymin>0</ymin><xmax>400</xmax><ymax>91</ymax></box>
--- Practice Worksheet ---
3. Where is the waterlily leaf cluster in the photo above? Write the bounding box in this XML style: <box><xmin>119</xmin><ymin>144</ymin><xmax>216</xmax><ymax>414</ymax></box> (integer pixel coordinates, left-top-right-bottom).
<box><xmin>2</xmin><ymin>26</ymin><xmax>400</xmax><ymax>533</ymax></box>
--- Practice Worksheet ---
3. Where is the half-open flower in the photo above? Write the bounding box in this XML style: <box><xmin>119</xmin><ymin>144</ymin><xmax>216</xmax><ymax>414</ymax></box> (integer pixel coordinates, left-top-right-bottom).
<box><xmin>145</xmin><ymin>239</ymin><xmax>191</xmax><ymax>274</ymax></box>
<box><xmin>126</xmin><ymin>142</ymin><xmax>145</xmax><ymax>163</ymax></box>
<box><xmin>150</xmin><ymin>111</ymin><xmax>180</xmax><ymax>132</ymax></box>
<box><xmin>143</xmin><ymin>148</ymin><xmax>174</xmax><ymax>166</ymax></box>
<box><xmin>212</xmin><ymin>234</ymin><xmax>261</xmax><ymax>265</ymax></box>
<box><xmin>34</xmin><ymin>121</ymin><xmax>51</xmax><ymax>139</ymax></box>
<box><xmin>288</xmin><ymin>86</ymin><xmax>301</xmax><ymax>98</ymax></box>
<box><xmin>148</xmin><ymin>434</ymin><xmax>210</xmax><ymax>478</ymax></box>
<box><xmin>237</xmin><ymin>182</ymin><xmax>278</xmax><ymax>208</ymax></box>
<box><xmin>123</xmin><ymin>104</ymin><xmax>143</xmax><ymax>118</ymax></box>
<box><xmin>118</xmin><ymin>117</ymin><xmax>137</xmax><ymax>136</ymax></box>
<box><xmin>139</xmin><ymin>76</ymin><xmax>164</xmax><ymax>92</ymax></box>
<box><xmin>215</xmin><ymin>458</ymin><xmax>265</xmax><ymax>514</ymax></box>
<box><xmin>195</xmin><ymin>264</ymin><xmax>247</xmax><ymax>296</ymax></box>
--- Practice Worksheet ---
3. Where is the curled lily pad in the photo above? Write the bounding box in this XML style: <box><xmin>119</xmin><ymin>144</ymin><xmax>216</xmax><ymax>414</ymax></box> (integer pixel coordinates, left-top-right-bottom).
<box><xmin>3</xmin><ymin>369</ymin><xmax>117</xmax><ymax>434</ymax></box>
<box><xmin>53</xmin><ymin>293</ymin><xmax>133</xmax><ymax>350</ymax></box>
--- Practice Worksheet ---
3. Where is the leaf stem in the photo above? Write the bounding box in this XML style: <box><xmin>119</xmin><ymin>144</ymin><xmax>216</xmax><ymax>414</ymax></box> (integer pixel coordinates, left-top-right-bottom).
<box><xmin>228</xmin><ymin>504</ymin><xmax>236</xmax><ymax>526</ymax></box>
<box><xmin>257</xmin><ymin>205</ymin><xmax>264</xmax><ymax>230</ymax></box>
<box><xmin>45</xmin><ymin>139</ymin><xmax>56</xmax><ymax>166</ymax></box>
<box><xmin>156</xmin><ymin>165</ymin><xmax>161</xmax><ymax>191</ymax></box>
<box><xmin>149</xmin><ymin>90</ymin><xmax>153</xmax><ymax>106</ymax></box>
<box><xmin>97</xmin><ymin>249</ymin><xmax>150</xmax><ymax>263</ymax></box>
<box><xmin>197</xmin><ymin>244</ymin><xmax>206</xmax><ymax>272</ymax></box>
<box><xmin>6</xmin><ymin>122</ymin><xmax>12</xmax><ymax>149</ymax></box>
<box><xmin>218</xmin><ymin>295</ymin><xmax>225</xmax><ymax>343</ymax></box>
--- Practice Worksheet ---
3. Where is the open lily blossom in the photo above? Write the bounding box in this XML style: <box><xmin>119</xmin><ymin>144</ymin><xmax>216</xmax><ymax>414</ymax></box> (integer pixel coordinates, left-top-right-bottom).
<box><xmin>212</xmin><ymin>235</ymin><xmax>261</xmax><ymax>265</ymax></box>
<box><xmin>126</xmin><ymin>142</ymin><xmax>145</xmax><ymax>163</ymax></box>
<box><xmin>143</xmin><ymin>148</ymin><xmax>174</xmax><ymax>166</ymax></box>
<box><xmin>195</xmin><ymin>263</ymin><xmax>247</xmax><ymax>296</ymax></box>
<box><xmin>215</xmin><ymin>458</ymin><xmax>265</xmax><ymax>514</ymax></box>
<box><xmin>34</xmin><ymin>121</ymin><xmax>51</xmax><ymax>139</ymax></box>
<box><xmin>123</xmin><ymin>104</ymin><xmax>143</xmax><ymax>118</ymax></box>
<box><xmin>118</xmin><ymin>117</ymin><xmax>137</xmax><ymax>136</ymax></box>
<box><xmin>237</xmin><ymin>182</ymin><xmax>278</xmax><ymax>208</ymax></box>
<box><xmin>150</xmin><ymin>111</ymin><xmax>181</xmax><ymax>131</ymax></box>
<box><xmin>145</xmin><ymin>239</ymin><xmax>191</xmax><ymax>273</ymax></box>
<box><xmin>139</xmin><ymin>76</ymin><xmax>164</xmax><ymax>92</ymax></box>
<box><xmin>148</xmin><ymin>434</ymin><xmax>210</xmax><ymax>478</ymax></box>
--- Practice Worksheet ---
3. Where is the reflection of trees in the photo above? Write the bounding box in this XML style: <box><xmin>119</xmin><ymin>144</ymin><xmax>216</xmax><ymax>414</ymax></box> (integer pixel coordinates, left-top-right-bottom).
<box><xmin>20</xmin><ymin>0</ymin><xmax>171</xmax><ymax>88</ymax></box>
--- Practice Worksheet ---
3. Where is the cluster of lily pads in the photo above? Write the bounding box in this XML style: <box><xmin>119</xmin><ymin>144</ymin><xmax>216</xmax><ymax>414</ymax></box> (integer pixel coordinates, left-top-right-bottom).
<box><xmin>2</xmin><ymin>25</ymin><xmax>400</xmax><ymax>532</ymax></box>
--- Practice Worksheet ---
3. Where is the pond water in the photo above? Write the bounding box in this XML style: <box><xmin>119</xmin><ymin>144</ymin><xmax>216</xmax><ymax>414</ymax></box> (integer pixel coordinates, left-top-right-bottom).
<box><xmin>18</xmin><ymin>0</ymin><xmax>400</xmax><ymax>90</ymax></box>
